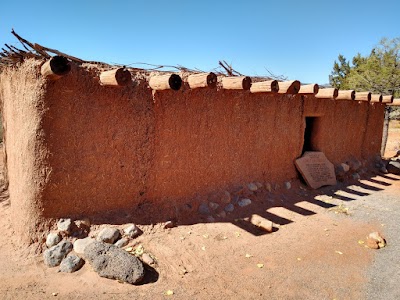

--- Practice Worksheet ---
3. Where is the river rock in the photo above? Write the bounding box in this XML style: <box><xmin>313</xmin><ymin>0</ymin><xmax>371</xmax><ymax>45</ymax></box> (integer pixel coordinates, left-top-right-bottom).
<box><xmin>59</xmin><ymin>254</ymin><xmax>84</xmax><ymax>273</ymax></box>
<box><xmin>198</xmin><ymin>203</ymin><xmax>210</xmax><ymax>215</ymax></box>
<box><xmin>57</xmin><ymin>219</ymin><xmax>73</xmax><ymax>233</ymax></box>
<box><xmin>84</xmin><ymin>241</ymin><xmax>145</xmax><ymax>284</ymax></box>
<box><xmin>387</xmin><ymin>161</ymin><xmax>400</xmax><ymax>175</ymax></box>
<box><xmin>367</xmin><ymin>232</ymin><xmax>386</xmax><ymax>249</ymax></box>
<box><xmin>247</xmin><ymin>183</ymin><xmax>258</xmax><ymax>192</ymax></box>
<box><xmin>74</xmin><ymin>237</ymin><xmax>95</xmax><ymax>255</ymax></box>
<box><xmin>123</xmin><ymin>224</ymin><xmax>141</xmax><ymax>238</ymax></box>
<box><xmin>43</xmin><ymin>240</ymin><xmax>73</xmax><ymax>267</ymax></box>
<box><xmin>209</xmin><ymin>202</ymin><xmax>219</xmax><ymax>210</ymax></box>
<box><xmin>114</xmin><ymin>238</ymin><xmax>129</xmax><ymax>248</ymax></box>
<box><xmin>348</xmin><ymin>159</ymin><xmax>362</xmax><ymax>171</ymax></box>
<box><xmin>238</xmin><ymin>198</ymin><xmax>252</xmax><ymax>207</ymax></box>
<box><xmin>97</xmin><ymin>227</ymin><xmax>121</xmax><ymax>244</ymax></box>
<box><xmin>141</xmin><ymin>253</ymin><xmax>155</xmax><ymax>265</ymax></box>
<box><xmin>340</xmin><ymin>163</ymin><xmax>350</xmax><ymax>172</ymax></box>
<box><xmin>224</xmin><ymin>203</ymin><xmax>234</xmax><ymax>213</ymax></box>
<box><xmin>284</xmin><ymin>181</ymin><xmax>291</xmax><ymax>190</ymax></box>
<box><xmin>46</xmin><ymin>232</ymin><xmax>61</xmax><ymax>248</ymax></box>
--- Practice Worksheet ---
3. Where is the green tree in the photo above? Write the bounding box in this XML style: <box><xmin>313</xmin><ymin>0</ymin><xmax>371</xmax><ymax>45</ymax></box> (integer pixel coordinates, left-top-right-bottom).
<box><xmin>329</xmin><ymin>38</ymin><xmax>400</xmax><ymax>156</ymax></box>
<box><xmin>329</xmin><ymin>38</ymin><xmax>400</xmax><ymax>97</ymax></box>
<box><xmin>329</xmin><ymin>54</ymin><xmax>351</xmax><ymax>89</ymax></box>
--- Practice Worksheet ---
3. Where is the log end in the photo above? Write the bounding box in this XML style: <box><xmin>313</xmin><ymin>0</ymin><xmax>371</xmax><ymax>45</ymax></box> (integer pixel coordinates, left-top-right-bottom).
<box><xmin>169</xmin><ymin>74</ymin><xmax>182</xmax><ymax>90</ymax></box>
<box><xmin>49</xmin><ymin>56</ymin><xmax>71</xmax><ymax>76</ymax></box>
<box><xmin>41</xmin><ymin>56</ymin><xmax>71</xmax><ymax>80</ymax></box>
<box><xmin>278</xmin><ymin>80</ymin><xmax>300</xmax><ymax>94</ymax></box>
<box><xmin>206</xmin><ymin>72</ymin><xmax>218</xmax><ymax>88</ymax></box>
<box><xmin>271</xmin><ymin>80</ymin><xmax>279</xmax><ymax>93</ymax></box>
<box><xmin>115</xmin><ymin>68</ymin><xmax>132</xmax><ymax>86</ymax></box>
<box><xmin>242</xmin><ymin>76</ymin><xmax>252</xmax><ymax>90</ymax></box>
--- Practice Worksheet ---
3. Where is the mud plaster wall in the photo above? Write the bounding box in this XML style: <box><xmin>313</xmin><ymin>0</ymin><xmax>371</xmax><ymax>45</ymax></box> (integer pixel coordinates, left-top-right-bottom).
<box><xmin>0</xmin><ymin>60</ymin><xmax>384</xmax><ymax>234</ymax></box>
<box><xmin>303</xmin><ymin>97</ymin><xmax>384</xmax><ymax>164</ymax></box>
<box><xmin>148</xmin><ymin>91</ymin><xmax>303</xmax><ymax>202</ymax></box>
<box><xmin>0</xmin><ymin>60</ymin><xmax>50</xmax><ymax>243</ymax></box>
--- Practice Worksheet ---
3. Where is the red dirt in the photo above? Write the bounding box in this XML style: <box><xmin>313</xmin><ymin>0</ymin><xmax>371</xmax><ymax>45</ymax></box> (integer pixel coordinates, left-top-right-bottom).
<box><xmin>1</xmin><ymin>139</ymin><xmax>399</xmax><ymax>299</ymax></box>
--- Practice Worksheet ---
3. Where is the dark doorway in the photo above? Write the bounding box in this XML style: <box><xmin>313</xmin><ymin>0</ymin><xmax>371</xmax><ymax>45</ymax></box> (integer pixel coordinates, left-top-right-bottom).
<box><xmin>302</xmin><ymin>117</ymin><xmax>318</xmax><ymax>153</ymax></box>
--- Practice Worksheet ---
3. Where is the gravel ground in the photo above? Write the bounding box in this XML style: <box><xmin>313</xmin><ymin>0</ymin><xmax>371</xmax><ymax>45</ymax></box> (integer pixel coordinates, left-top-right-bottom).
<box><xmin>341</xmin><ymin>174</ymin><xmax>400</xmax><ymax>300</ymax></box>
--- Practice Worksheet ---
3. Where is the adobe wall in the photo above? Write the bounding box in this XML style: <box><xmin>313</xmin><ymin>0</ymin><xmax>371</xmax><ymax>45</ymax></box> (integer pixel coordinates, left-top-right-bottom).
<box><xmin>0</xmin><ymin>59</ymin><xmax>384</xmax><ymax>242</ymax></box>
<box><xmin>148</xmin><ymin>90</ymin><xmax>304</xmax><ymax>202</ymax></box>
<box><xmin>303</xmin><ymin>97</ymin><xmax>384</xmax><ymax>164</ymax></box>
<box><xmin>0</xmin><ymin>60</ymin><xmax>51</xmax><ymax>243</ymax></box>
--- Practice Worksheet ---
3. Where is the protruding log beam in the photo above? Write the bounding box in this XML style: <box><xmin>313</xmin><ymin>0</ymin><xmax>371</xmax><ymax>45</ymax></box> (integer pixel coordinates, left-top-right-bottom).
<box><xmin>149</xmin><ymin>74</ymin><xmax>182</xmax><ymax>91</ymax></box>
<box><xmin>388</xmin><ymin>98</ymin><xmax>400</xmax><ymax>106</ymax></box>
<box><xmin>355</xmin><ymin>91</ymin><xmax>371</xmax><ymax>101</ymax></box>
<box><xmin>277</xmin><ymin>80</ymin><xmax>300</xmax><ymax>94</ymax></box>
<box><xmin>221</xmin><ymin>76</ymin><xmax>252</xmax><ymax>90</ymax></box>
<box><xmin>41</xmin><ymin>56</ymin><xmax>71</xmax><ymax>80</ymax></box>
<box><xmin>382</xmin><ymin>95</ymin><xmax>394</xmax><ymax>103</ymax></box>
<box><xmin>298</xmin><ymin>84</ymin><xmax>319</xmax><ymax>95</ymax></box>
<box><xmin>99</xmin><ymin>68</ymin><xmax>132</xmax><ymax>87</ymax></box>
<box><xmin>370</xmin><ymin>94</ymin><xmax>383</xmax><ymax>103</ymax></box>
<box><xmin>250</xmin><ymin>80</ymin><xmax>279</xmax><ymax>93</ymax></box>
<box><xmin>336</xmin><ymin>90</ymin><xmax>355</xmax><ymax>100</ymax></box>
<box><xmin>315</xmin><ymin>88</ymin><xmax>338</xmax><ymax>99</ymax></box>
<box><xmin>187</xmin><ymin>72</ymin><xmax>217</xmax><ymax>89</ymax></box>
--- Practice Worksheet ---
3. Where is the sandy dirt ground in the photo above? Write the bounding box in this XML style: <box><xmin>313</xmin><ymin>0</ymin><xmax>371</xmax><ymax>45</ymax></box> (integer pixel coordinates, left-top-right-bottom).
<box><xmin>0</xmin><ymin>124</ymin><xmax>399</xmax><ymax>300</ymax></box>
<box><xmin>384</xmin><ymin>120</ymin><xmax>400</xmax><ymax>157</ymax></box>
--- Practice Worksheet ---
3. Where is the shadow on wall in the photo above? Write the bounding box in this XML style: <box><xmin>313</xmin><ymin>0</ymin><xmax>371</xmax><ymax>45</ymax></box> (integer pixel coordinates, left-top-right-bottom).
<box><xmin>84</xmin><ymin>171</ymin><xmax>400</xmax><ymax>237</ymax></box>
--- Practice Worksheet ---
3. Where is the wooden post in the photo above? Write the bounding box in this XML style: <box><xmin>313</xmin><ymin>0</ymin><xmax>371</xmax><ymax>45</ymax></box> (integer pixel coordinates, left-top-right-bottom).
<box><xmin>336</xmin><ymin>90</ymin><xmax>355</xmax><ymax>100</ymax></box>
<box><xmin>41</xmin><ymin>56</ymin><xmax>71</xmax><ymax>80</ymax></box>
<box><xmin>187</xmin><ymin>72</ymin><xmax>217</xmax><ymax>89</ymax></box>
<box><xmin>355</xmin><ymin>91</ymin><xmax>371</xmax><ymax>101</ymax></box>
<box><xmin>370</xmin><ymin>94</ymin><xmax>383</xmax><ymax>103</ymax></box>
<box><xmin>277</xmin><ymin>80</ymin><xmax>300</xmax><ymax>94</ymax></box>
<box><xmin>99</xmin><ymin>68</ymin><xmax>132</xmax><ymax>87</ymax></box>
<box><xmin>221</xmin><ymin>76</ymin><xmax>252</xmax><ymax>90</ymax></box>
<box><xmin>250</xmin><ymin>80</ymin><xmax>279</xmax><ymax>93</ymax></box>
<box><xmin>315</xmin><ymin>88</ymin><xmax>338</xmax><ymax>99</ymax></box>
<box><xmin>298</xmin><ymin>84</ymin><xmax>319</xmax><ymax>95</ymax></box>
<box><xmin>382</xmin><ymin>95</ymin><xmax>394</xmax><ymax>104</ymax></box>
<box><xmin>381</xmin><ymin>106</ymin><xmax>390</xmax><ymax>156</ymax></box>
<box><xmin>149</xmin><ymin>74</ymin><xmax>182</xmax><ymax>91</ymax></box>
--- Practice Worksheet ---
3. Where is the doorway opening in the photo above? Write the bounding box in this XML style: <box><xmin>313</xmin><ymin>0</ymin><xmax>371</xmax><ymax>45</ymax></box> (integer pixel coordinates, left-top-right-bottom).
<box><xmin>302</xmin><ymin>117</ymin><xmax>319</xmax><ymax>153</ymax></box>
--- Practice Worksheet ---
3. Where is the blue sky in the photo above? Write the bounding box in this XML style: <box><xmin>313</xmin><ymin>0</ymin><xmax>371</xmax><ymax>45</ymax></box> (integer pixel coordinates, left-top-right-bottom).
<box><xmin>1</xmin><ymin>0</ymin><xmax>399</xmax><ymax>84</ymax></box>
